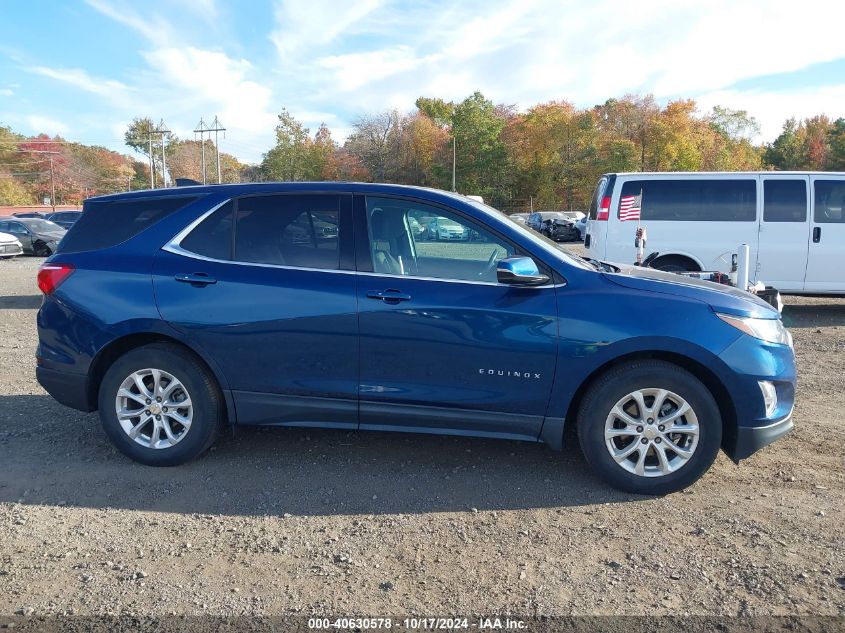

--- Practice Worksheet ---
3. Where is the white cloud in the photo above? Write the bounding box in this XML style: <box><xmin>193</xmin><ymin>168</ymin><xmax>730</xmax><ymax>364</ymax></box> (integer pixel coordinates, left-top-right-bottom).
<box><xmin>84</xmin><ymin>0</ymin><xmax>174</xmax><ymax>45</ymax></box>
<box><xmin>27</xmin><ymin>66</ymin><xmax>133</xmax><ymax>104</ymax></box>
<box><xmin>26</xmin><ymin>115</ymin><xmax>69</xmax><ymax>136</ymax></box>
<box><xmin>0</xmin><ymin>88</ymin><xmax>13</xmax><ymax>97</ymax></box>
<box><xmin>270</xmin><ymin>0</ymin><xmax>384</xmax><ymax>61</ymax></box>
<box><xmin>696</xmin><ymin>85</ymin><xmax>845</xmax><ymax>142</ymax></box>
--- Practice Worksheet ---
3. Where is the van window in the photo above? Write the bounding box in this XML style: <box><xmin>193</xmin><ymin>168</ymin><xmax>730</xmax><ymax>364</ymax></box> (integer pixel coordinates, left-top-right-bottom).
<box><xmin>588</xmin><ymin>176</ymin><xmax>609</xmax><ymax>220</ymax></box>
<box><xmin>620</xmin><ymin>180</ymin><xmax>756</xmax><ymax>222</ymax></box>
<box><xmin>59</xmin><ymin>196</ymin><xmax>200</xmax><ymax>253</ymax></box>
<box><xmin>234</xmin><ymin>194</ymin><xmax>340</xmax><ymax>269</ymax></box>
<box><xmin>814</xmin><ymin>180</ymin><xmax>845</xmax><ymax>223</ymax></box>
<box><xmin>764</xmin><ymin>180</ymin><xmax>807</xmax><ymax>222</ymax></box>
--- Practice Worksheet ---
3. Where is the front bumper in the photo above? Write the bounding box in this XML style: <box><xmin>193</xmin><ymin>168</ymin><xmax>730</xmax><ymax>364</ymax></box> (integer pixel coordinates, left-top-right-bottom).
<box><xmin>717</xmin><ymin>333</ymin><xmax>796</xmax><ymax>461</ymax></box>
<box><xmin>731</xmin><ymin>410</ymin><xmax>794</xmax><ymax>461</ymax></box>
<box><xmin>36</xmin><ymin>365</ymin><xmax>94</xmax><ymax>412</ymax></box>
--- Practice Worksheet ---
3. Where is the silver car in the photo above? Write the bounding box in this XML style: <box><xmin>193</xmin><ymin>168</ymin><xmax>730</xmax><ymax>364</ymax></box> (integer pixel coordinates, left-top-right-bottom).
<box><xmin>0</xmin><ymin>218</ymin><xmax>66</xmax><ymax>256</ymax></box>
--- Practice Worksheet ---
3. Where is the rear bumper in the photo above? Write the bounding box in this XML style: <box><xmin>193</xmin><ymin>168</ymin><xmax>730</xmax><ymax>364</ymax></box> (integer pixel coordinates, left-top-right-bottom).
<box><xmin>36</xmin><ymin>365</ymin><xmax>94</xmax><ymax>412</ymax></box>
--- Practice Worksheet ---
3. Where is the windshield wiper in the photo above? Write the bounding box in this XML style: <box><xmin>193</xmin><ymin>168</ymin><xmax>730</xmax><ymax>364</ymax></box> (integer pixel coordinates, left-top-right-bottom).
<box><xmin>581</xmin><ymin>257</ymin><xmax>618</xmax><ymax>273</ymax></box>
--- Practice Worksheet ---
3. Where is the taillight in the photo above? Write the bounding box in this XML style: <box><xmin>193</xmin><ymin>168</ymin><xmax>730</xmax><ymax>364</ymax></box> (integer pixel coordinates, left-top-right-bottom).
<box><xmin>37</xmin><ymin>263</ymin><xmax>75</xmax><ymax>295</ymax></box>
<box><xmin>596</xmin><ymin>196</ymin><xmax>611</xmax><ymax>221</ymax></box>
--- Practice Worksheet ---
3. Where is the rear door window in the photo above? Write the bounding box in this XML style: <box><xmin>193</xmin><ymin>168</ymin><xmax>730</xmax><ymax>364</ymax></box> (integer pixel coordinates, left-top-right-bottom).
<box><xmin>233</xmin><ymin>194</ymin><xmax>341</xmax><ymax>269</ymax></box>
<box><xmin>814</xmin><ymin>180</ymin><xmax>845</xmax><ymax>223</ymax></box>
<box><xmin>620</xmin><ymin>179</ymin><xmax>756</xmax><ymax>221</ymax></box>
<box><xmin>59</xmin><ymin>196</ymin><xmax>200</xmax><ymax>253</ymax></box>
<box><xmin>764</xmin><ymin>180</ymin><xmax>807</xmax><ymax>222</ymax></box>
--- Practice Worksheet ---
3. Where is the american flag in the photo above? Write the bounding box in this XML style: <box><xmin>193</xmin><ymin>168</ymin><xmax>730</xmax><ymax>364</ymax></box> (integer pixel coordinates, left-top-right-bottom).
<box><xmin>619</xmin><ymin>193</ymin><xmax>642</xmax><ymax>222</ymax></box>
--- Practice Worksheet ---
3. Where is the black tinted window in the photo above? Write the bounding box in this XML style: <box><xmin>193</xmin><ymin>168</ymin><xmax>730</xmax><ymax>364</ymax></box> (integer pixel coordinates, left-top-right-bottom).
<box><xmin>180</xmin><ymin>202</ymin><xmax>233</xmax><ymax>260</ymax></box>
<box><xmin>621</xmin><ymin>180</ymin><xmax>756</xmax><ymax>221</ymax></box>
<box><xmin>59</xmin><ymin>196</ymin><xmax>200</xmax><ymax>253</ymax></box>
<box><xmin>814</xmin><ymin>180</ymin><xmax>845</xmax><ymax>224</ymax></box>
<box><xmin>234</xmin><ymin>194</ymin><xmax>340</xmax><ymax>269</ymax></box>
<box><xmin>764</xmin><ymin>180</ymin><xmax>807</xmax><ymax>222</ymax></box>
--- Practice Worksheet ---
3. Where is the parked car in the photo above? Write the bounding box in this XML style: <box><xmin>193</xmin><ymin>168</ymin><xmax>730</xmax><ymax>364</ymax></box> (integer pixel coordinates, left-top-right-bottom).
<box><xmin>0</xmin><ymin>217</ymin><xmax>66</xmax><ymax>256</ymax></box>
<box><xmin>0</xmin><ymin>231</ymin><xmax>23</xmax><ymax>258</ymax></box>
<box><xmin>544</xmin><ymin>217</ymin><xmax>580</xmax><ymax>242</ymax></box>
<box><xmin>585</xmin><ymin>171</ymin><xmax>845</xmax><ymax>294</ymax></box>
<box><xmin>46</xmin><ymin>210</ymin><xmax>83</xmax><ymax>230</ymax></box>
<box><xmin>36</xmin><ymin>183</ymin><xmax>795</xmax><ymax>495</ymax></box>
<box><xmin>575</xmin><ymin>216</ymin><xmax>587</xmax><ymax>240</ymax></box>
<box><xmin>527</xmin><ymin>211</ymin><xmax>564</xmax><ymax>233</ymax></box>
<box><xmin>12</xmin><ymin>211</ymin><xmax>48</xmax><ymax>219</ymax></box>
<box><xmin>508</xmin><ymin>213</ymin><xmax>530</xmax><ymax>225</ymax></box>
<box><xmin>433</xmin><ymin>216</ymin><xmax>469</xmax><ymax>240</ymax></box>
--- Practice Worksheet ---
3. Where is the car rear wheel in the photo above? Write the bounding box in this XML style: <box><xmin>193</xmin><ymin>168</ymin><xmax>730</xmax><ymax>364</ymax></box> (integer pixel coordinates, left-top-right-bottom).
<box><xmin>577</xmin><ymin>360</ymin><xmax>721</xmax><ymax>495</ymax></box>
<box><xmin>98</xmin><ymin>343</ymin><xmax>223</xmax><ymax>466</ymax></box>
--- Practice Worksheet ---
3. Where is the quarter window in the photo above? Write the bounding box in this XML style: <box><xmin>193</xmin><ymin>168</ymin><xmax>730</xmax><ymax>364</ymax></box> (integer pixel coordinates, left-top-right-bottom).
<box><xmin>180</xmin><ymin>201</ymin><xmax>234</xmax><ymax>260</ymax></box>
<box><xmin>366</xmin><ymin>196</ymin><xmax>515</xmax><ymax>283</ymax></box>
<box><xmin>620</xmin><ymin>180</ymin><xmax>756</xmax><ymax>222</ymax></box>
<box><xmin>234</xmin><ymin>194</ymin><xmax>340</xmax><ymax>269</ymax></box>
<box><xmin>763</xmin><ymin>180</ymin><xmax>807</xmax><ymax>222</ymax></box>
<box><xmin>814</xmin><ymin>180</ymin><xmax>845</xmax><ymax>223</ymax></box>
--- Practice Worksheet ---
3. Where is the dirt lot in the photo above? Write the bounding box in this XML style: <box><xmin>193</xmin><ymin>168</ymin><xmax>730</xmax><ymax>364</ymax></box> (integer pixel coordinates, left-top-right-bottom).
<box><xmin>0</xmin><ymin>254</ymin><xmax>843</xmax><ymax>623</ymax></box>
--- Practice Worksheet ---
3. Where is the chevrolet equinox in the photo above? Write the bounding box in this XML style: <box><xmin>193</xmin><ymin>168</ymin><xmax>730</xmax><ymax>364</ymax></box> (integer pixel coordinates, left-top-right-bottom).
<box><xmin>36</xmin><ymin>183</ymin><xmax>796</xmax><ymax>494</ymax></box>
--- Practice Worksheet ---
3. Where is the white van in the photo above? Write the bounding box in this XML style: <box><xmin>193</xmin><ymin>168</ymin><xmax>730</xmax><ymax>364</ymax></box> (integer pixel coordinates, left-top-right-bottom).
<box><xmin>584</xmin><ymin>172</ymin><xmax>845</xmax><ymax>294</ymax></box>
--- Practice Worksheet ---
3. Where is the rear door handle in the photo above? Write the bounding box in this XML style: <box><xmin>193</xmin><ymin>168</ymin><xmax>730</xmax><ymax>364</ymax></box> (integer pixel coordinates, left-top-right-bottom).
<box><xmin>813</xmin><ymin>226</ymin><xmax>821</xmax><ymax>243</ymax></box>
<box><xmin>366</xmin><ymin>289</ymin><xmax>411</xmax><ymax>303</ymax></box>
<box><xmin>175</xmin><ymin>273</ymin><xmax>217</xmax><ymax>286</ymax></box>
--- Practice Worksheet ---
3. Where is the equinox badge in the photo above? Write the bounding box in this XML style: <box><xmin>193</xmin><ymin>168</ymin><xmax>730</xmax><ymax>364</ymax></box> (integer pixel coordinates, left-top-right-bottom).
<box><xmin>479</xmin><ymin>369</ymin><xmax>541</xmax><ymax>379</ymax></box>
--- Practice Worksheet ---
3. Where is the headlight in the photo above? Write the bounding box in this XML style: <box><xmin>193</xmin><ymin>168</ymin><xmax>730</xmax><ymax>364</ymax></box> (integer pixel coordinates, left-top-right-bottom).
<box><xmin>717</xmin><ymin>313</ymin><xmax>792</xmax><ymax>346</ymax></box>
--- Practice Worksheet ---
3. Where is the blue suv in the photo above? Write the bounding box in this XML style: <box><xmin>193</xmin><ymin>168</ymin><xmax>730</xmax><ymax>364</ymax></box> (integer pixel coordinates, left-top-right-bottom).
<box><xmin>36</xmin><ymin>183</ymin><xmax>796</xmax><ymax>494</ymax></box>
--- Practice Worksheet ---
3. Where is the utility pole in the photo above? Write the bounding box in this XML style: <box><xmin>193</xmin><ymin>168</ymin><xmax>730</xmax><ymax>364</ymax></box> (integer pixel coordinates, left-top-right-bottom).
<box><xmin>451</xmin><ymin>136</ymin><xmax>456</xmax><ymax>192</ymax></box>
<box><xmin>194</xmin><ymin>118</ymin><xmax>210</xmax><ymax>184</ymax></box>
<box><xmin>207</xmin><ymin>116</ymin><xmax>226</xmax><ymax>184</ymax></box>
<box><xmin>153</xmin><ymin>120</ymin><xmax>171</xmax><ymax>188</ymax></box>
<box><xmin>26</xmin><ymin>150</ymin><xmax>60</xmax><ymax>209</ymax></box>
<box><xmin>148</xmin><ymin>136</ymin><xmax>155</xmax><ymax>189</ymax></box>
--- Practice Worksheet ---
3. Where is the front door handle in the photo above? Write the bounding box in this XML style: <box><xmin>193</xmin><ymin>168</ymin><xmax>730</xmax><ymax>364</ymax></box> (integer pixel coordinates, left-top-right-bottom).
<box><xmin>175</xmin><ymin>273</ymin><xmax>217</xmax><ymax>286</ymax></box>
<box><xmin>366</xmin><ymin>289</ymin><xmax>411</xmax><ymax>304</ymax></box>
<box><xmin>813</xmin><ymin>226</ymin><xmax>821</xmax><ymax>243</ymax></box>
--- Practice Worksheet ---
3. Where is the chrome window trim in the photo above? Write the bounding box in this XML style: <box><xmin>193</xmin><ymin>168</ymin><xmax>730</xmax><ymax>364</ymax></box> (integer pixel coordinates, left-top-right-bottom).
<box><xmin>163</xmin><ymin>197</ymin><xmax>560</xmax><ymax>287</ymax></box>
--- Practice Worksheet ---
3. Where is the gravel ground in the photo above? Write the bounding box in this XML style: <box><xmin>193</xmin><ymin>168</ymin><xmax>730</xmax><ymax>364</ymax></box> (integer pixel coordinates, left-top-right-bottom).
<box><xmin>0</xmin><ymin>253</ymin><xmax>843</xmax><ymax>623</ymax></box>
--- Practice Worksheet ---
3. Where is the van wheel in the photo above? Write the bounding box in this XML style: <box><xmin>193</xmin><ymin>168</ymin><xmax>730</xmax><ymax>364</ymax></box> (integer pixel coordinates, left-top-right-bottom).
<box><xmin>652</xmin><ymin>255</ymin><xmax>699</xmax><ymax>273</ymax></box>
<box><xmin>98</xmin><ymin>343</ymin><xmax>223</xmax><ymax>466</ymax></box>
<box><xmin>577</xmin><ymin>360</ymin><xmax>721</xmax><ymax>495</ymax></box>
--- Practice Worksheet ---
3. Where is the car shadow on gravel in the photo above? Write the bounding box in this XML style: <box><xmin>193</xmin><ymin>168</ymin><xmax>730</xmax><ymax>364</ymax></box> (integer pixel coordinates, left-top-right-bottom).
<box><xmin>0</xmin><ymin>395</ymin><xmax>637</xmax><ymax>517</ymax></box>
<box><xmin>0</xmin><ymin>294</ymin><xmax>42</xmax><ymax>309</ymax></box>
<box><xmin>782</xmin><ymin>303</ymin><xmax>845</xmax><ymax>329</ymax></box>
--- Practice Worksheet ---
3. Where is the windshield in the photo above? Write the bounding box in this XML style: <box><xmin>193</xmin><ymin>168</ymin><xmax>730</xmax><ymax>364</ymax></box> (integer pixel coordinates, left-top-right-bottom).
<box><xmin>459</xmin><ymin>197</ymin><xmax>595</xmax><ymax>271</ymax></box>
<box><xmin>21</xmin><ymin>219</ymin><xmax>63</xmax><ymax>232</ymax></box>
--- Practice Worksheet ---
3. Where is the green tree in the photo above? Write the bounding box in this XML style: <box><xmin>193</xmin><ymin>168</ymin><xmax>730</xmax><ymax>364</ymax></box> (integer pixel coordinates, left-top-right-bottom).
<box><xmin>261</xmin><ymin>109</ymin><xmax>314</xmax><ymax>181</ymax></box>
<box><xmin>827</xmin><ymin>118</ymin><xmax>845</xmax><ymax>171</ymax></box>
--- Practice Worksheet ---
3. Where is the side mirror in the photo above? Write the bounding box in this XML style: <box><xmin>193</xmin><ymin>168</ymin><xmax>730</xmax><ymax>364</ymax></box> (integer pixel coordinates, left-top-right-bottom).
<box><xmin>497</xmin><ymin>257</ymin><xmax>549</xmax><ymax>286</ymax></box>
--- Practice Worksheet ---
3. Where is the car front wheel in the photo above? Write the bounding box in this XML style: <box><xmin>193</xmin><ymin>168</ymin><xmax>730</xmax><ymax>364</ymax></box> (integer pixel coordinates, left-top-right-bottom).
<box><xmin>577</xmin><ymin>360</ymin><xmax>722</xmax><ymax>495</ymax></box>
<box><xmin>98</xmin><ymin>343</ymin><xmax>223</xmax><ymax>466</ymax></box>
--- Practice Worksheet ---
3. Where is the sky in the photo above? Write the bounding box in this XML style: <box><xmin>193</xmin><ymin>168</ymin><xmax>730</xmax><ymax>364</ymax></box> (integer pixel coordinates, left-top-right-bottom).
<box><xmin>1</xmin><ymin>0</ymin><xmax>844</xmax><ymax>165</ymax></box>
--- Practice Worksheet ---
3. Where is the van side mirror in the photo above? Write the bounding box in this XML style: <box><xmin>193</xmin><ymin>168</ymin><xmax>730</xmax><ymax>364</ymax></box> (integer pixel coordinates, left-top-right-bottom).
<box><xmin>497</xmin><ymin>257</ymin><xmax>549</xmax><ymax>286</ymax></box>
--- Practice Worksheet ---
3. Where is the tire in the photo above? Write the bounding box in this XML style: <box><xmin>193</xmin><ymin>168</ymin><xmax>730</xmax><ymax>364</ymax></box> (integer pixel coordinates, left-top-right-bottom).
<box><xmin>577</xmin><ymin>360</ymin><xmax>722</xmax><ymax>495</ymax></box>
<box><xmin>98</xmin><ymin>343</ymin><xmax>223</xmax><ymax>466</ymax></box>
<box><xmin>33</xmin><ymin>242</ymin><xmax>51</xmax><ymax>257</ymax></box>
<box><xmin>652</xmin><ymin>256</ymin><xmax>699</xmax><ymax>273</ymax></box>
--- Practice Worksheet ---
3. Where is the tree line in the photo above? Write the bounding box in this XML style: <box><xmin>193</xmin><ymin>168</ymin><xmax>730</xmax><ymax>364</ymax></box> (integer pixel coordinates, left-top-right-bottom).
<box><xmin>1</xmin><ymin>93</ymin><xmax>844</xmax><ymax>209</ymax></box>
<box><xmin>257</xmin><ymin>93</ymin><xmax>845</xmax><ymax>211</ymax></box>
